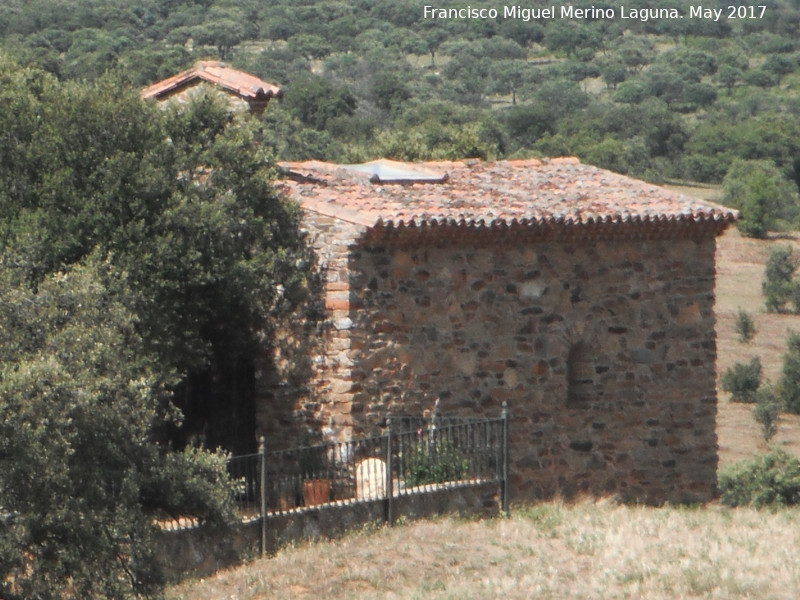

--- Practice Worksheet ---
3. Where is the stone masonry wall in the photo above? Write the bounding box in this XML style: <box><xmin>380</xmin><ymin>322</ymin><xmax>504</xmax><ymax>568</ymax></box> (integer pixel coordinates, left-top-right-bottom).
<box><xmin>257</xmin><ymin>214</ymin><xmax>721</xmax><ymax>504</ymax></box>
<box><xmin>347</xmin><ymin>231</ymin><xmax>718</xmax><ymax>504</ymax></box>
<box><xmin>255</xmin><ymin>211</ymin><xmax>365</xmax><ymax>446</ymax></box>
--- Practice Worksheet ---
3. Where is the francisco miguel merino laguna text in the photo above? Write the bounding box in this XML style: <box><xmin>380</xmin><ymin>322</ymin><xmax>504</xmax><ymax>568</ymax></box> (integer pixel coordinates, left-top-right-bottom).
<box><xmin>422</xmin><ymin>5</ymin><xmax>747</xmax><ymax>22</ymax></box>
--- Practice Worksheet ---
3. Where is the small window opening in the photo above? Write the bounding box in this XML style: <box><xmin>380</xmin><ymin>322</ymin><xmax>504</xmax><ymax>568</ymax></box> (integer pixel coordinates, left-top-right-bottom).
<box><xmin>567</xmin><ymin>341</ymin><xmax>594</xmax><ymax>409</ymax></box>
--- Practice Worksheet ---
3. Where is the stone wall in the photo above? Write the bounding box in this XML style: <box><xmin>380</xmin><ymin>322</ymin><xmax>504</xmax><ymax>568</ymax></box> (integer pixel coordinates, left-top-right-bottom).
<box><xmin>350</xmin><ymin>231</ymin><xmax>719</xmax><ymax>503</ymax></box>
<box><xmin>257</xmin><ymin>213</ymin><xmax>721</xmax><ymax>505</ymax></box>
<box><xmin>160</xmin><ymin>482</ymin><xmax>500</xmax><ymax>580</ymax></box>
<box><xmin>256</xmin><ymin>211</ymin><xmax>367</xmax><ymax>446</ymax></box>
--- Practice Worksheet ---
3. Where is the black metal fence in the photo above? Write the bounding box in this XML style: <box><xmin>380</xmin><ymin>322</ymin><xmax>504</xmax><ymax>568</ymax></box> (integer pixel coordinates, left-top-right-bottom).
<box><xmin>226</xmin><ymin>405</ymin><xmax>510</xmax><ymax>547</ymax></box>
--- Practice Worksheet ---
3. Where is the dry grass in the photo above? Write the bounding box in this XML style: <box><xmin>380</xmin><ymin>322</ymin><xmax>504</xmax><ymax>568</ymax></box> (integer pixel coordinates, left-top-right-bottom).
<box><xmin>715</xmin><ymin>227</ymin><xmax>800</xmax><ymax>466</ymax></box>
<box><xmin>167</xmin><ymin>501</ymin><xmax>800</xmax><ymax>600</ymax></box>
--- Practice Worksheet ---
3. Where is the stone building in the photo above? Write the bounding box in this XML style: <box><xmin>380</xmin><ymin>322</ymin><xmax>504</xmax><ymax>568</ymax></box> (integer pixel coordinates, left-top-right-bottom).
<box><xmin>259</xmin><ymin>157</ymin><xmax>737</xmax><ymax>504</ymax></box>
<box><xmin>141</xmin><ymin>60</ymin><xmax>282</xmax><ymax>115</ymax></box>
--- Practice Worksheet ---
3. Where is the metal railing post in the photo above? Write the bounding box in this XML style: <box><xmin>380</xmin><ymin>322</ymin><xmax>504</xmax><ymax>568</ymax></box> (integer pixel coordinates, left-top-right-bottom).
<box><xmin>259</xmin><ymin>435</ymin><xmax>267</xmax><ymax>557</ymax></box>
<box><xmin>386</xmin><ymin>415</ymin><xmax>394</xmax><ymax>526</ymax></box>
<box><xmin>501</xmin><ymin>402</ymin><xmax>510</xmax><ymax>515</ymax></box>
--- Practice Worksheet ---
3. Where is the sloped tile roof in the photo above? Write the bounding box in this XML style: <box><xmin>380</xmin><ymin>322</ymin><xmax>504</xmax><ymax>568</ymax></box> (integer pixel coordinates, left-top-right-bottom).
<box><xmin>278</xmin><ymin>158</ymin><xmax>738</xmax><ymax>233</ymax></box>
<box><xmin>141</xmin><ymin>60</ymin><xmax>283</xmax><ymax>102</ymax></box>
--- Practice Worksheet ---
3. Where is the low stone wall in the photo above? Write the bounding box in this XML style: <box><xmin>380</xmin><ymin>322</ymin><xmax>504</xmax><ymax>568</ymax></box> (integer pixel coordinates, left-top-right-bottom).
<box><xmin>158</xmin><ymin>519</ymin><xmax>262</xmax><ymax>581</ymax></box>
<box><xmin>160</xmin><ymin>481</ymin><xmax>500</xmax><ymax>581</ymax></box>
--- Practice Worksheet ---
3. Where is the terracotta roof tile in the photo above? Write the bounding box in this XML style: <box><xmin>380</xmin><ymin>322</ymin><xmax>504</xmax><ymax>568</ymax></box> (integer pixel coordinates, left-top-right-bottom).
<box><xmin>278</xmin><ymin>158</ymin><xmax>738</xmax><ymax>232</ymax></box>
<box><xmin>141</xmin><ymin>60</ymin><xmax>283</xmax><ymax>102</ymax></box>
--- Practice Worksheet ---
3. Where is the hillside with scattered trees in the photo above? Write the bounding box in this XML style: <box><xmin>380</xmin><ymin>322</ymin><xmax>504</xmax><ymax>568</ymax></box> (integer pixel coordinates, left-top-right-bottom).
<box><xmin>4</xmin><ymin>0</ymin><xmax>800</xmax><ymax>212</ymax></box>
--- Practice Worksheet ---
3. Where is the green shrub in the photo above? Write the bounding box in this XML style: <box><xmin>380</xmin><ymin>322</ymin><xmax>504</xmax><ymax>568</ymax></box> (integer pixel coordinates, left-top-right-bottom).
<box><xmin>404</xmin><ymin>438</ymin><xmax>469</xmax><ymax>487</ymax></box>
<box><xmin>720</xmin><ymin>357</ymin><xmax>762</xmax><ymax>403</ymax></box>
<box><xmin>719</xmin><ymin>449</ymin><xmax>800</xmax><ymax>507</ymax></box>
<box><xmin>723</xmin><ymin>159</ymin><xmax>800</xmax><ymax>239</ymax></box>
<box><xmin>753</xmin><ymin>386</ymin><xmax>780</xmax><ymax>442</ymax></box>
<box><xmin>763</xmin><ymin>245</ymin><xmax>798</xmax><ymax>313</ymax></box>
<box><xmin>735</xmin><ymin>308</ymin><xmax>757</xmax><ymax>343</ymax></box>
<box><xmin>779</xmin><ymin>332</ymin><xmax>800</xmax><ymax>413</ymax></box>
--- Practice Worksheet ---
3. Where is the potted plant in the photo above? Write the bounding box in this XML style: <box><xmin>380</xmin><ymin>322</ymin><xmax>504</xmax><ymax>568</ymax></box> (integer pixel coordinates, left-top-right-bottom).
<box><xmin>404</xmin><ymin>436</ymin><xmax>469</xmax><ymax>488</ymax></box>
<box><xmin>299</xmin><ymin>446</ymin><xmax>331</xmax><ymax>507</ymax></box>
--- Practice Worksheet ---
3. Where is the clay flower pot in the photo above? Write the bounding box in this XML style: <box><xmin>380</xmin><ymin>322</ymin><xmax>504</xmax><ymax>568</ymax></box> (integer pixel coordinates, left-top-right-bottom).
<box><xmin>302</xmin><ymin>479</ymin><xmax>331</xmax><ymax>506</ymax></box>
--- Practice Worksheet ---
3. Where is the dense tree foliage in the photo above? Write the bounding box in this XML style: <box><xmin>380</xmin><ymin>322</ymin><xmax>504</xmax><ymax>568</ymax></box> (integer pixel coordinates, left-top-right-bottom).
<box><xmin>763</xmin><ymin>245</ymin><xmax>800</xmax><ymax>313</ymax></box>
<box><xmin>0</xmin><ymin>255</ymin><xmax>237</xmax><ymax>599</ymax></box>
<box><xmin>0</xmin><ymin>62</ymin><xmax>310</xmax><ymax>452</ymax></box>
<box><xmin>781</xmin><ymin>332</ymin><xmax>800</xmax><ymax>414</ymax></box>
<box><xmin>0</xmin><ymin>60</ymin><xmax>310</xmax><ymax>597</ymax></box>
<box><xmin>3</xmin><ymin>0</ymin><xmax>800</xmax><ymax>208</ymax></box>
<box><xmin>722</xmin><ymin>159</ymin><xmax>800</xmax><ymax>238</ymax></box>
<box><xmin>1</xmin><ymin>0</ymin><xmax>799</xmax><ymax>185</ymax></box>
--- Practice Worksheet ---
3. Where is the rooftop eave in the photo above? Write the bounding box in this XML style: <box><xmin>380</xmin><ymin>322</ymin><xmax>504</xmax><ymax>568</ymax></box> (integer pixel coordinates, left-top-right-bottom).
<box><xmin>365</xmin><ymin>211</ymin><xmax>738</xmax><ymax>246</ymax></box>
<box><xmin>372</xmin><ymin>209</ymin><xmax>739</xmax><ymax>229</ymax></box>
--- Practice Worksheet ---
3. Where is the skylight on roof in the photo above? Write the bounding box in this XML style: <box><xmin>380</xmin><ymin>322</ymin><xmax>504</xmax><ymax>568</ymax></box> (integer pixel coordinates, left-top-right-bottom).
<box><xmin>343</xmin><ymin>160</ymin><xmax>448</xmax><ymax>184</ymax></box>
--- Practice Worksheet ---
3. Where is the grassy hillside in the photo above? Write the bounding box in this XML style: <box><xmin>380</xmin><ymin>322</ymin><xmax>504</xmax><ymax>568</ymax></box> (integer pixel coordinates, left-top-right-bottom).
<box><xmin>167</xmin><ymin>501</ymin><xmax>800</xmax><ymax>599</ymax></box>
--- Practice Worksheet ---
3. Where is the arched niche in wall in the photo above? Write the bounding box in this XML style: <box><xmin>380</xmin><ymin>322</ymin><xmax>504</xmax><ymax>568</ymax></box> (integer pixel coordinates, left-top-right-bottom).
<box><xmin>566</xmin><ymin>340</ymin><xmax>594</xmax><ymax>409</ymax></box>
